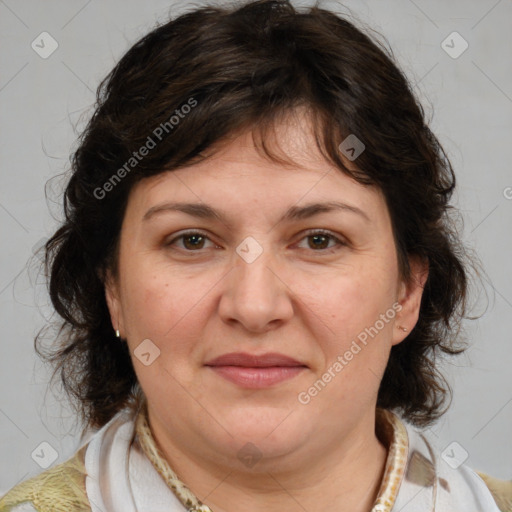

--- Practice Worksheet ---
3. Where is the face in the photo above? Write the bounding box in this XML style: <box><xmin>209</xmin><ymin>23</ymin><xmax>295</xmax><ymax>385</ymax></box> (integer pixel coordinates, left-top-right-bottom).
<box><xmin>106</xmin><ymin>113</ymin><xmax>427</xmax><ymax>471</ymax></box>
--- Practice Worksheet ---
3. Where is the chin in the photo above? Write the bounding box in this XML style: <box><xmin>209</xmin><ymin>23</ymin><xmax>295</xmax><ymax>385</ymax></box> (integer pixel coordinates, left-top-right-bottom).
<box><xmin>219</xmin><ymin>411</ymin><xmax>311</xmax><ymax>453</ymax></box>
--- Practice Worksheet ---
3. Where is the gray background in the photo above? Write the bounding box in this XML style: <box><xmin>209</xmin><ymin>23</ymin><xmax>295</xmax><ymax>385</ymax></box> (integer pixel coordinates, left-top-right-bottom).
<box><xmin>1</xmin><ymin>0</ymin><xmax>511</xmax><ymax>493</ymax></box>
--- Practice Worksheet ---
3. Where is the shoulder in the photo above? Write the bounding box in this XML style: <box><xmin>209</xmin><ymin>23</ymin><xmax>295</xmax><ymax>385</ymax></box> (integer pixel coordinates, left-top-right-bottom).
<box><xmin>0</xmin><ymin>446</ymin><xmax>91</xmax><ymax>512</ymax></box>
<box><xmin>0</xmin><ymin>408</ymin><xmax>139</xmax><ymax>512</ymax></box>
<box><xmin>477</xmin><ymin>472</ymin><xmax>512</xmax><ymax>512</ymax></box>
<box><xmin>395</xmin><ymin>417</ymin><xmax>506</xmax><ymax>511</ymax></box>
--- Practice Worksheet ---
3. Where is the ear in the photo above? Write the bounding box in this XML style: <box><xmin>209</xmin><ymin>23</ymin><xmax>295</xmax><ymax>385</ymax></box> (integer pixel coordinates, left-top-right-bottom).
<box><xmin>392</xmin><ymin>255</ymin><xmax>429</xmax><ymax>346</ymax></box>
<box><xmin>104</xmin><ymin>269</ymin><xmax>124</xmax><ymax>338</ymax></box>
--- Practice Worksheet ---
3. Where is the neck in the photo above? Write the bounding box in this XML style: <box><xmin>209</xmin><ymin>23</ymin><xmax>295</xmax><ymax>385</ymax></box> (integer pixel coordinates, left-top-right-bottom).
<box><xmin>146</xmin><ymin>407</ymin><xmax>390</xmax><ymax>512</ymax></box>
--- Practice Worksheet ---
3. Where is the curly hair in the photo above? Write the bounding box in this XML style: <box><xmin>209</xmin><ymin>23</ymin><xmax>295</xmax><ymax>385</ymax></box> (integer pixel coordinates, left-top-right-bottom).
<box><xmin>37</xmin><ymin>0</ymin><xmax>472</xmax><ymax>431</ymax></box>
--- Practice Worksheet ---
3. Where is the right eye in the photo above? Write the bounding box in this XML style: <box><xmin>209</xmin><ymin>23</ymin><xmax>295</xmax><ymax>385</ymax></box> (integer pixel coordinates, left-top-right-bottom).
<box><xmin>165</xmin><ymin>230</ymin><xmax>219</xmax><ymax>252</ymax></box>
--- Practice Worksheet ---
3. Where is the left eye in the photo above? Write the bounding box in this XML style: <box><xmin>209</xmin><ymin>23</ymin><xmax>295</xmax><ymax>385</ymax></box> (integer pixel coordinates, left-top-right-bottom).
<box><xmin>166</xmin><ymin>230</ymin><xmax>345</xmax><ymax>252</ymax></box>
<box><xmin>296</xmin><ymin>230</ymin><xmax>345</xmax><ymax>251</ymax></box>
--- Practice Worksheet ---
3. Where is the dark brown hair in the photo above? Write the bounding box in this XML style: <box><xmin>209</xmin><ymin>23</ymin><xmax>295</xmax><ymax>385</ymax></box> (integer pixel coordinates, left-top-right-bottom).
<box><xmin>38</xmin><ymin>0</ymin><xmax>472</xmax><ymax>430</ymax></box>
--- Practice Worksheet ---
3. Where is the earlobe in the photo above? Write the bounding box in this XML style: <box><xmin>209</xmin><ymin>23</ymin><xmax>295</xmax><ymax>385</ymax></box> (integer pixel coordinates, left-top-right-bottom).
<box><xmin>104</xmin><ymin>270</ymin><xmax>123</xmax><ymax>337</ymax></box>
<box><xmin>393</xmin><ymin>256</ymin><xmax>429</xmax><ymax>345</ymax></box>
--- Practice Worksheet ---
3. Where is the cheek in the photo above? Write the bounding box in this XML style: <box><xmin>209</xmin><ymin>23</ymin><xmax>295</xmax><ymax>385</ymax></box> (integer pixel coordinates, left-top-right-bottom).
<box><xmin>312</xmin><ymin>289</ymin><xmax>395</xmax><ymax>407</ymax></box>
<box><xmin>311</xmin><ymin>266</ymin><xmax>398</xmax><ymax>372</ymax></box>
<box><xmin>317</xmin><ymin>266</ymin><xmax>396</xmax><ymax>326</ymax></box>
<box><xmin>120</xmin><ymin>263</ymin><xmax>204</xmax><ymax>343</ymax></box>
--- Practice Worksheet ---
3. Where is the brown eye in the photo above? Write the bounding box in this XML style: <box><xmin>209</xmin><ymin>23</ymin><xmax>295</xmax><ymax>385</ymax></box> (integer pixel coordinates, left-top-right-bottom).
<box><xmin>308</xmin><ymin>234</ymin><xmax>330</xmax><ymax>250</ymax></box>
<box><xmin>166</xmin><ymin>231</ymin><xmax>215</xmax><ymax>251</ymax></box>
<box><xmin>182</xmin><ymin>233</ymin><xmax>206</xmax><ymax>250</ymax></box>
<box><xmin>297</xmin><ymin>230</ymin><xmax>346</xmax><ymax>252</ymax></box>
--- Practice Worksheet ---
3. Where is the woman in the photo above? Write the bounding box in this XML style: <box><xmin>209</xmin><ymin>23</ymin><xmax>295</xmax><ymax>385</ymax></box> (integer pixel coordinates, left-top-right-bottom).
<box><xmin>1</xmin><ymin>1</ymin><xmax>510</xmax><ymax>511</ymax></box>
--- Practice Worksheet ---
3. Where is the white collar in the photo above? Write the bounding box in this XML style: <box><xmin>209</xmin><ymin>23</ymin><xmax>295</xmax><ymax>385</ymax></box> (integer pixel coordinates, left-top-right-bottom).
<box><xmin>83</xmin><ymin>408</ymin><xmax>500</xmax><ymax>512</ymax></box>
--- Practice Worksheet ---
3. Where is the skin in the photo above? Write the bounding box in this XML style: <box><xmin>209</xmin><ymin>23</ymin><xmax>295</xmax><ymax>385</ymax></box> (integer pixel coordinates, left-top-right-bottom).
<box><xmin>105</xmin><ymin>110</ymin><xmax>428</xmax><ymax>512</ymax></box>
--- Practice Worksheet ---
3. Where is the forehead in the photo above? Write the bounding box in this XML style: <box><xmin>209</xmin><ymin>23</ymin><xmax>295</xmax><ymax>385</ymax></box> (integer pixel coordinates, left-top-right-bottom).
<box><xmin>126</xmin><ymin>115</ymin><xmax>388</xmax><ymax>222</ymax></box>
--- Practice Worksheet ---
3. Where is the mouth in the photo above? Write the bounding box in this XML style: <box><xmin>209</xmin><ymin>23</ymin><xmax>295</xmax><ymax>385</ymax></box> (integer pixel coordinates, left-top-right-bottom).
<box><xmin>204</xmin><ymin>352</ymin><xmax>308</xmax><ymax>389</ymax></box>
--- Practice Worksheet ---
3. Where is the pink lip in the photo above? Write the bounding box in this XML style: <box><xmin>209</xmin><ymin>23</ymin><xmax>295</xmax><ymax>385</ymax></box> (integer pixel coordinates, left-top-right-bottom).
<box><xmin>205</xmin><ymin>352</ymin><xmax>307</xmax><ymax>389</ymax></box>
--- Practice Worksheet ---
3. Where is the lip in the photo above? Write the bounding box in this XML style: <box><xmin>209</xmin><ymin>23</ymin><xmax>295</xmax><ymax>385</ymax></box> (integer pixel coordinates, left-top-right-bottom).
<box><xmin>205</xmin><ymin>352</ymin><xmax>308</xmax><ymax>389</ymax></box>
<box><xmin>205</xmin><ymin>352</ymin><xmax>305</xmax><ymax>367</ymax></box>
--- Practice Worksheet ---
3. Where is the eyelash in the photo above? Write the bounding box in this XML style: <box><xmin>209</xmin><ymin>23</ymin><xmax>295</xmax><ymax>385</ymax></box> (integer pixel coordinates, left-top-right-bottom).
<box><xmin>166</xmin><ymin>229</ymin><xmax>346</xmax><ymax>253</ymax></box>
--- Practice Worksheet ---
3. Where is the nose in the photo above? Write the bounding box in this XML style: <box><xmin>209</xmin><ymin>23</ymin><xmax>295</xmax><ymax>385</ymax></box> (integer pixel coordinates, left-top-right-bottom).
<box><xmin>218</xmin><ymin>245</ymin><xmax>294</xmax><ymax>333</ymax></box>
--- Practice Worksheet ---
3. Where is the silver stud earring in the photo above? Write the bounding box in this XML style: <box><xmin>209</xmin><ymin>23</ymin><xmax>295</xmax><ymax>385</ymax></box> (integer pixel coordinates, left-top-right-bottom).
<box><xmin>115</xmin><ymin>329</ymin><xmax>121</xmax><ymax>338</ymax></box>
<box><xmin>397</xmin><ymin>325</ymin><xmax>408</xmax><ymax>332</ymax></box>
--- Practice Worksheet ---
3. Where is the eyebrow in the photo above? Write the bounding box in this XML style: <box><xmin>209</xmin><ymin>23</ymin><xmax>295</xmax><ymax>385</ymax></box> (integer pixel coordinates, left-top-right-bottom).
<box><xmin>142</xmin><ymin>200</ymin><xmax>370</xmax><ymax>224</ymax></box>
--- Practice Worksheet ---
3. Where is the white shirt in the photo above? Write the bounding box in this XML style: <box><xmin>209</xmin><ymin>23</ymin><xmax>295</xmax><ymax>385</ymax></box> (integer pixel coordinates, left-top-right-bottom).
<box><xmin>9</xmin><ymin>408</ymin><xmax>502</xmax><ymax>512</ymax></box>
